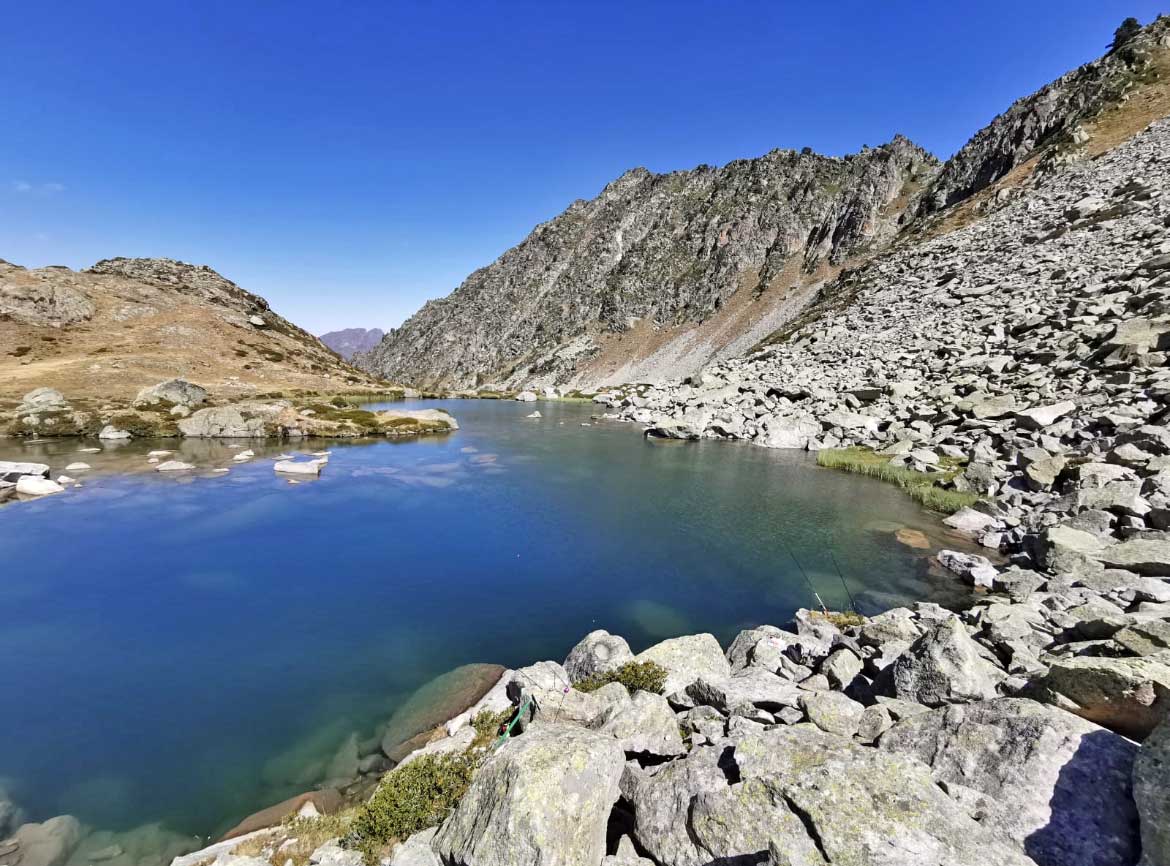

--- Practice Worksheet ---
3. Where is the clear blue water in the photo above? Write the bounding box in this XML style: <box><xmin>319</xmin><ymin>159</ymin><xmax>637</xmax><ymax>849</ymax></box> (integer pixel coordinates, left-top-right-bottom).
<box><xmin>0</xmin><ymin>399</ymin><xmax>975</xmax><ymax>842</ymax></box>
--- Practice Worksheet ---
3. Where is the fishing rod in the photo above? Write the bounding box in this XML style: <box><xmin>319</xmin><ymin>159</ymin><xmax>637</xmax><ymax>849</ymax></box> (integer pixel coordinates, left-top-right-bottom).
<box><xmin>828</xmin><ymin>549</ymin><xmax>860</xmax><ymax>614</ymax></box>
<box><xmin>777</xmin><ymin>531</ymin><xmax>828</xmax><ymax>614</ymax></box>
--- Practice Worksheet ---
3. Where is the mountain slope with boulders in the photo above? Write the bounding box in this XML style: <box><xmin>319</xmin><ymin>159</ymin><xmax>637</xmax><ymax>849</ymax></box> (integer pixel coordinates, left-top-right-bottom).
<box><xmin>360</xmin><ymin>16</ymin><xmax>1170</xmax><ymax>393</ymax></box>
<box><xmin>360</xmin><ymin>138</ymin><xmax>937</xmax><ymax>389</ymax></box>
<box><xmin>0</xmin><ymin>257</ymin><xmax>384</xmax><ymax>403</ymax></box>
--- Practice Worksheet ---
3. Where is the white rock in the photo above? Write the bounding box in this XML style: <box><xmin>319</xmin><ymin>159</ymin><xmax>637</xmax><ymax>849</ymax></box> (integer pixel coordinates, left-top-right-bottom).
<box><xmin>274</xmin><ymin>459</ymin><xmax>323</xmax><ymax>475</ymax></box>
<box><xmin>156</xmin><ymin>461</ymin><xmax>196</xmax><ymax>472</ymax></box>
<box><xmin>98</xmin><ymin>425</ymin><xmax>131</xmax><ymax>440</ymax></box>
<box><xmin>64</xmin><ymin>462</ymin><xmax>91</xmax><ymax>472</ymax></box>
<box><xmin>516</xmin><ymin>391</ymin><xmax>538</xmax><ymax>402</ymax></box>
<box><xmin>232</xmin><ymin>450</ymin><xmax>255</xmax><ymax>462</ymax></box>
<box><xmin>56</xmin><ymin>475</ymin><xmax>76</xmax><ymax>484</ymax></box>
<box><xmin>147</xmin><ymin>450</ymin><xmax>173</xmax><ymax>457</ymax></box>
<box><xmin>527</xmin><ymin>411</ymin><xmax>542</xmax><ymax>418</ymax></box>
<box><xmin>16</xmin><ymin>476</ymin><xmax>65</xmax><ymax>496</ymax></box>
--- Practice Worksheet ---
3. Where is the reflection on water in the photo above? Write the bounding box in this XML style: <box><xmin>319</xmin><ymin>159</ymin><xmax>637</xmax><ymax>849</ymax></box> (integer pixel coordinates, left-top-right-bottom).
<box><xmin>0</xmin><ymin>398</ymin><xmax>984</xmax><ymax>843</ymax></box>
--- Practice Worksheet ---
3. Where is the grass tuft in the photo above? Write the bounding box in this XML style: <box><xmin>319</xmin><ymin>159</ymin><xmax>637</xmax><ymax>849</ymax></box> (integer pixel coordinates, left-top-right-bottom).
<box><xmin>574</xmin><ymin>660</ymin><xmax>668</xmax><ymax>694</ymax></box>
<box><xmin>816</xmin><ymin>447</ymin><xmax>979</xmax><ymax>514</ymax></box>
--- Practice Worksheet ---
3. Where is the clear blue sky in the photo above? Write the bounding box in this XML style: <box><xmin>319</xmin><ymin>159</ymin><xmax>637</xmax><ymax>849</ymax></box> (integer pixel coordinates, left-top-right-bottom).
<box><xmin>2</xmin><ymin>2</ymin><xmax>1163</xmax><ymax>333</ymax></box>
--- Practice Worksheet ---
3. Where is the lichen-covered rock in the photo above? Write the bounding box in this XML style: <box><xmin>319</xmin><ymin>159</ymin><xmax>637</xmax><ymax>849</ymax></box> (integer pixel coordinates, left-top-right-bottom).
<box><xmin>1035</xmin><ymin>656</ymin><xmax>1170</xmax><ymax>740</ymax></box>
<box><xmin>800</xmin><ymin>690</ymin><xmax>865</xmax><ymax>737</ymax></box>
<box><xmin>432</xmin><ymin>724</ymin><xmax>623</xmax><ymax>866</ymax></box>
<box><xmin>386</xmin><ymin>828</ymin><xmax>440</xmax><ymax>866</ymax></box>
<box><xmin>594</xmin><ymin>690</ymin><xmax>686</xmax><ymax>757</ymax></box>
<box><xmin>630</xmin><ymin>726</ymin><xmax>1035</xmax><ymax>866</ymax></box>
<box><xmin>890</xmin><ymin>617</ymin><xmax>1003</xmax><ymax>707</ymax></box>
<box><xmin>880</xmin><ymin>698</ymin><xmax>1139</xmax><ymax>866</ymax></box>
<box><xmin>133</xmin><ymin>379</ymin><xmax>209</xmax><ymax>408</ymax></box>
<box><xmin>634</xmin><ymin>633</ymin><xmax>730</xmax><ymax>696</ymax></box>
<box><xmin>1134</xmin><ymin>714</ymin><xmax>1170</xmax><ymax>866</ymax></box>
<box><xmin>563</xmin><ymin>630</ymin><xmax>634</xmax><ymax>682</ymax></box>
<box><xmin>686</xmin><ymin>668</ymin><xmax>801</xmax><ymax>713</ymax></box>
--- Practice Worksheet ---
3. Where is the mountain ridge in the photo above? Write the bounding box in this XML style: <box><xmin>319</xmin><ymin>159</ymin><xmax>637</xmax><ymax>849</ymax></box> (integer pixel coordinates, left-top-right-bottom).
<box><xmin>359</xmin><ymin>15</ymin><xmax>1170</xmax><ymax>392</ymax></box>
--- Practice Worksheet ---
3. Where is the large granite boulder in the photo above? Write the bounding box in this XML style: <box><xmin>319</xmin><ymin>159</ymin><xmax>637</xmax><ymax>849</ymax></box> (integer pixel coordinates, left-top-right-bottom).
<box><xmin>1134</xmin><ymin>714</ymin><xmax>1170</xmax><ymax>866</ymax></box>
<box><xmin>134</xmin><ymin>379</ymin><xmax>209</xmax><ymax>408</ymax></box>
<box><xmin>890</xmin><ymin>616</ymin><xmax>1003</xmax><ymax>706</ymax></box>
<box><xmin>686</xmin><ymin>667</ymin><xmax>802</xmax><ymax>712</ymax></box>
<box><xmin>1035</xmin><ymin>656</ymin><xmax>1170</xmax><ymax>740</ymax></box>
<box><xmin>626</xmin><ymin>726</ymin><xmax>1035</xmax><ymax>866</ymax></box>
<box><xmin>178</xmin><ymin>404</ymin><xmax>277</xmax><ymax>438</ymax></box>
<box><xmin>880</xmin><ymin>698</ymin><xmax>1139</xmax><ymax>866</ymax></box>
<box><xmin>594</xmin><ymin>690</ymin><xmax>686</xmax><ymax>757</ymax></box>
<box><xmin>563</xmin><ymin>630</ymin><xmax>634</xmax><ymax>682</ymax></box>
<box><xmin>634</xmin><ymin>633</ymin><xmax>730</xmax><ymax>695</ymax></box>
<box><xmin>432</xmin><ymin>724</ymin><xmax>624</xmax><ymax>866</ymax></box>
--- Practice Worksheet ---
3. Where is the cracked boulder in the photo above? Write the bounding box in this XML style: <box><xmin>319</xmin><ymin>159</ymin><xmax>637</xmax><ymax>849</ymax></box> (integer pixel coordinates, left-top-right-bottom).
<box><xmin>628</xmin><ymin>726</ymin><xmax>1034</xmax><ymax>866</ymax></box>
<box><xmin>432</xmin><ymin>724</ymin><xmax>623</xmax><ymax>866</ymax></box>
<box><xmin>880</xmin><ymin>698</ymin><xmax>1139</xmax><ymax>866</ymax></box>
<box><xmin>889</xmin><ymin>617</ymin><xmax>1004</xmax><ymax>706</ymax></box>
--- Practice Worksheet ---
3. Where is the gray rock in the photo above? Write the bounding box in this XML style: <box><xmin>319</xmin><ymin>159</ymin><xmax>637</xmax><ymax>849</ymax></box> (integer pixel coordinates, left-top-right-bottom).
<box><xmin>1036</xmin><ymin>656</ymin><xmax>1170</xmax><ymax>740</ymax></box>
<box><xmin>1093</xmin><ymin>538</ymin><xmax>1170</xmax><ymax>576</ymax></box>
<box><xmin>595</xmin><ymin>690</ymin><xmax>686</xmax><ymax>757</ymax></box>
<box><xmin>686</xmin><ymin>668</ymin><xmax>802</xmax><ymax>712</ymax></box>
<box><xmin>386</xmin><ymin>828</ymin><xmax>440</xmax><ymax>866</ymax></box>
<box><xmin>880</xmin><ymin>698</ymin><xmax>1139</xmax><ymax>866</ymax></box>
<box><xmin>1134</xmin><ymin>714</ymin><xmax>1170</xmax><ymax>866</ymax></box>
<box><xmin>937</xmin><ymin>550</ymin><xmax>998</xmax><ymax>588</ymax></box>
<box><xmin>600</xmin><ymin>836</ymin><xmax>655</xmax><ymax>866</ymax></box>
<box><xmin>891</xmin><ymin>617</ymin><xmax>1003</xmax><ymax>707</ymax></box>
<box><xmin>133</xmin><ymin>379</ymin><xmax>209</xmax><ymax>409</ymax></box>
<box><xmin>800</xmin><ymin>690</ymin><xmax>865</xmax><ymax>737</ymax></box>
<box><xmin>432</xmin><ymin>724</ymin><xmax>623</xmax><ymax>866</ymax></box>
<box><xmin>563</xmin><ymin>630</ymin><xmax>634</xmax><ymax>682</ymax></box>
<box><xmin>634</xmin><ymin>633</ymin><xmax>729</xmax><ymax>695</ymax></box>
<box><xmin>731</xmin><ymin>726</ymin><xmax>1036</xmax><ymax>866</ymax></box>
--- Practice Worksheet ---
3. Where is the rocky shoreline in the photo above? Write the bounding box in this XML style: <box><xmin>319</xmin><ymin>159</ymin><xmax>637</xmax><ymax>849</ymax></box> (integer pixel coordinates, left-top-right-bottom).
<box><xmin>72</xmin><ymin>578</ymin><xmax>1163</xmax><ymax>866</ymax></box>
<box><xmin>0</xmin><ymin>381</ymin><xmax>458</xmax><ymax>502</ymax></box>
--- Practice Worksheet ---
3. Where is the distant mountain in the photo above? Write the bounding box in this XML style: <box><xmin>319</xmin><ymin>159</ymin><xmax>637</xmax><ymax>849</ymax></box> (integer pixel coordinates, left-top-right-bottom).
<box><xmin>320</xmin><ymin>327</ymin><xmax>385</xmax><ymax>359</ymax></box>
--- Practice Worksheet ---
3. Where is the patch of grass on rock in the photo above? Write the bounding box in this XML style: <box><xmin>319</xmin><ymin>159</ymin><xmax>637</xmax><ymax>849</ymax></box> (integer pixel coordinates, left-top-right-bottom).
<box><xmin>574</xmin><ymin>660</ymin><xmax>668</xmax><ymax>695</ymax></box>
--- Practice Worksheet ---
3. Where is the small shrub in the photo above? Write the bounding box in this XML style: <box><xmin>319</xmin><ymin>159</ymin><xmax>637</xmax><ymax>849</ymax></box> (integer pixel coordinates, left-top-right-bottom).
<box><xmin>470</xmin><ymin>708</ymin><xmax>514</xmax><ymax>749</ymax></box>
<box><xmin>347</xmin><ymin>752</ymin><xmax>477</xmax><ymax>858</ymax></box>
<box><xmin>574</xmin><ymin>660</ymin><xmax>668</xmax><ymax>695</ymax></box>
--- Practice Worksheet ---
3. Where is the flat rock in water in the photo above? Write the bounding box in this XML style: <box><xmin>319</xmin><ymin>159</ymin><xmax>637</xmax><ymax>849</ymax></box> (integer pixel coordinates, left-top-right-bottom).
<box><xmin>156</xmin><ymin>461</ymin><xmax>195</xmax><ymax>472</ymax></box>
<box><xmin>15</xmin><ymin>476</ymin><xmax>65</xmax><ymax>496</ymax></box>
<box><xmin>273</xmin><ymin>460</ymin><xmax>322</xmax><ymax>475</ymax></box>
<box><xmin>380</xmin><ymin>663</ymin><xmax>506</xmax><ymax>760</ymax></box>
<box><xmin>0</xmin><ymin>461</ymin><xmax>50</xmax><ymax>482</ymax></box>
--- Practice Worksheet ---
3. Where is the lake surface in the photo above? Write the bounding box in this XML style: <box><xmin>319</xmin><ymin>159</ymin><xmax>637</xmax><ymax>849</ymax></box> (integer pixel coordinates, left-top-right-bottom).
<box><xmin>0</xmin><ymin>398</ymin><xmax>977</xmax><ymax>845</ymax></box>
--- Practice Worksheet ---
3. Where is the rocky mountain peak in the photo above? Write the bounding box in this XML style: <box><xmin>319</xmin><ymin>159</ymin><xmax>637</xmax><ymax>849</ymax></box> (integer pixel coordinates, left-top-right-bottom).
<box><xmin>360</xmin><ymin>136</ymin><xmax>937</xmax><ymax>389</ymax></box>
<box><xmin>916</xmin><ymin>15</ymin><xmax>1170</xmax><ymax>216</ymax></box>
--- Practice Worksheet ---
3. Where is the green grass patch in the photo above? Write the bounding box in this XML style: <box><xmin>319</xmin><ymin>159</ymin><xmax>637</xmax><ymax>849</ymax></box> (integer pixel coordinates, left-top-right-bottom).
<box><xmin>574</xmin><ymin>660</ymin><xmax>668</xmax><ymax>694</ymax></box>
<box><xmin>347</xmin><ymin>752</ymin><xmax>478</xmax><ymax>862</ymax></box>
<box><xmin>815</xmin><ymin>447</ymin><xmax>979</xmax><ymax>514</ymax></box>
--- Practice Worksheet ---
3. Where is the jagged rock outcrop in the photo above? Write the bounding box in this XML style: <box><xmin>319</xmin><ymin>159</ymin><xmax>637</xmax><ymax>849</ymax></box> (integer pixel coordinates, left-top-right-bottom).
<box><xmin>319</xmin><ymin>327</ymin><xmax>385</xmax><ymax>360</ymax></box>
<box><xmin>915</xmin><ymin>16</ymin><xmax>1170</xmax><ymax>216</ymax></box>
<box><xmin>359</xmin><ymin>138</ymin><xmax>937</xmax><ymax>389</ymax></box>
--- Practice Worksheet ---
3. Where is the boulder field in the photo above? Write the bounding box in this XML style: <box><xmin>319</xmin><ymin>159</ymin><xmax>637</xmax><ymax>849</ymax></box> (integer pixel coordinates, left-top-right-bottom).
<box><xmin>152</xmin><ymin>584</ymin><xmax>1168</xmax><ymax>866</ymax></box>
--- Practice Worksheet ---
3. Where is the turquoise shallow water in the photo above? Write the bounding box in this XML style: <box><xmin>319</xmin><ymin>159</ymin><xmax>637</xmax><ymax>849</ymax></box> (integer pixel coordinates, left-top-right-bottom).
<box><xmin>0</xmin><ymin>398</ymin><xmax>976</xmax><ymax>841</ymax></box>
